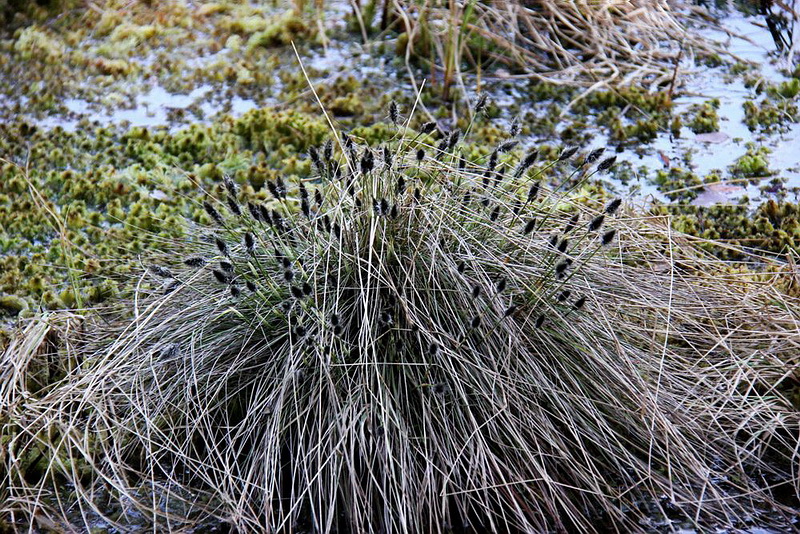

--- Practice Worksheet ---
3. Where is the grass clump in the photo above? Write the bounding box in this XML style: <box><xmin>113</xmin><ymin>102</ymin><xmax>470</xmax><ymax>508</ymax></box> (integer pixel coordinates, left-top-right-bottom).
<box><xmin>2</xmin><ymin>103</ymin><xmax>800</xmax><ymax>533</ymax></box>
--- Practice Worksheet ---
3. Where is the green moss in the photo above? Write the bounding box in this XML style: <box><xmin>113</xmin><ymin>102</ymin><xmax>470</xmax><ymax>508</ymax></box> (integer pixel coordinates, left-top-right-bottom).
<box><xmin>0</xmin><ymin>294</ymin><xmax>27</xmax><ymax>316</ymax></box>
<box><xmin>729</xmin><ymin>143</ymin><xmax>774</xmax><ymax>180</ymax></box>
<box><xmin>685</xmin><ymin>99</ymin><xmax>720</xmax><ymax>134</ymax></box>
<box><xmin>653</xmin><ymin>167</ymin><xmax>703</xmax><ymax>202</ymax></box>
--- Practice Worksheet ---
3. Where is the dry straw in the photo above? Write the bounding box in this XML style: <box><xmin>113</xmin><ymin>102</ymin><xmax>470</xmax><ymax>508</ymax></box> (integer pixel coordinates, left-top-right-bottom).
<box><xmin>1</xmin><ymin>102</ymin><xmax>800</xmax><ymax>533</ymax></box>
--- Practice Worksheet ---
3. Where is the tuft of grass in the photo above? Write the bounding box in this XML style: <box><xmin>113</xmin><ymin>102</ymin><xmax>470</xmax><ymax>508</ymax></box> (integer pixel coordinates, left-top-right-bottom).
<box><xmin>2</xmin><ymin>103</ymin><xmax>800</xmax><ymax>532</ymax></box>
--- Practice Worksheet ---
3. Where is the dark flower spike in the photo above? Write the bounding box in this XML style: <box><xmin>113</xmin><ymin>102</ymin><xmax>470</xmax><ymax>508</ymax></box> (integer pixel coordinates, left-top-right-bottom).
<box><xmin>396</xmin><ymin>175</ymin><xmax>406</xmax><ymax>194</ymax></box>
<box><xmin>230</xmin><ymin>285</ymin><xmax>241</xmax><ymax>298</ymax></box>
<box><xmin>428</xmin><ymin>342</ymin><xmax>439</xmax><ymax>357</ymax></box>
<box><xmin>220</xmin><ymin>261</ymin><xmax>234</xmax><ymax>273</ymax></box>
<box><xmin>302</xmin><ymin>282</ymin><xmax>312</xmax><ymax>296</ymax></box>
<box><xmin>420</xmin><ymin>121</ymin><xmax>437</xmax><ymax>135</ymax></box>
<box><xmin>555</xmin><ymin>261</ymin><xmax>569</xmax><ymax>277</ymax></box>
<box><xmin>457</xmin><ymin>261</ymin><xmax>466</xmax><ymax>274</ymax></box>
<box><xmin>413</xmin><ymin>188</ymin><xmax>421</xmax><ymax>202</ymax></box>
<box><xmin>244</xmin><ymin>232</ymin><xmax>255</xmax><ymax>254</ymax></box>
<box><xmin>557</xmin><ymin>239</ymin><xmax>569</xmax><ymax>253</ymax></box>
<box><xmin>549</xmin><ymin>235</ymin><xmax>558</xmax><ymax>248</ymax></box>
<box><xmin>213</xmin><ymin>269</ymin><xmax>230</xmax><ymax>284</ymax></box>
<box><xmin>383</xmin><ymin>146</ymin><xmax>393</xmax><ymax>168</ymax></box>
<box><xmin>598</xmin><ymin>156</ymin><xmax>617</xmax><ymax>172</ymax></box>
<box><xmin>496</xmin><ymin>278</ymin><xmax>507</xmax><ymax>293</ymax></box>
<box><xmin>259</xmin><ymin>204</ymin><xmax>271</xmax><ymax>225</ymax></box>
<box><xmin>266</xmin><ymin>181</ymin><xmax>280</xmax><ymax>200</ymax></box>
<box><xmin>203</xmin><ymin>201</ymin><xmax>224</xmax><ymax>225</ymax></box>
<box><xmin>557</xmin><ymin>290</ymin><xmax>571</xmax><ymax>302</ymax></box>
<box><xmin>301</xmin><ymin>198</ymin><xmax>311</xmax><ymax>218</ymax></box>
<box><xmin>558</xmin><ymin>146</ymin><xmax>579</xmax><ymax>162</ymax></box>
<box><xmin>247</xmin><ymin>202</ymin><xmax>262</xmax><ymax>222</ymax></box>
<box><xmin>523</xmin><ymin>219</ymin><xmax>537</xmax><ymax>235</ymax></box>
<box><xmin>584</xmin><ymin>147</ymin><xmax>605</xmax><ymax>165</ymax></box>
<box><xmin>514</xmin><ymin>149</ymin><xmax>538</xmax><ymax>178</ymax></box>
<box><xmin>246</xmin><ymin>280</ymin><xmax>256</xmax><ymax>292</ymax></box>
<box><xmin>605</xmin><ymin>198</ymin><xmax>622</xmax><ymax>215</ymax></box>
<box><xmin>215</xmin><ymin>237</ymin><xmax>229</xmax><ymax>257</ymax></box>
<box><xmin>331</xmin><ymin>313</ymin><xmax>340</xmax><ymax>326</ymax></box>
<box><xmin>527</xmin><ymin>182</ymin><xmax>540</xmax><ymax>202</ymax></box>
<box><xmin>589</xmin><ymin>215</ymin><xmax>605</xmax><ymax>232</ymax></box>
<box><xmin>284</xmin><ymin>270</ymin><xmax>294</xmax><ymax>282</ymax></box>
<box><xmin>184</xmin><ymin>257</ymin><xmax>206</xmax><ymax>267</ymax></box>
<box><xmin>574</xmin><ymin>296</ymin><xmax>587</xmax><ymax>310</ymax></box>
<box><xmin>601</xmin><ymin>229</ymin><xmax>617</xmax><ymax>246</ymax></box>
<box><xmin>226</xmin><ymin>195</ymin><xmax>241</xmax><ymax>216</ymax></box>
<box><xmin>498</xmin><ymin>140</ymin><xmax>518</xmax><ymax>153</ymax></box>
<box><xmin>275</xmin><ymin>176</ymin><xmax>287</xmax><ymax>198</ymax></box>
<box><xmin>487</xmin><ymin>150</ymin><xmax>498</xmax><ymax>173</ymax></box>
<box><xmin>416</xmin><ymin>148</ymin><xmax>425</xmax><ymax>162</ymax></box>
<box><xmin>432</xmin><ymin>383</ymin><xmax>448</xmax><ymax>395</ymax></box>
<box><xmin>471</xmin><ymin>285</ymin><xmax>481</xmax><ymax>299</ymax></box>
<box><xmin>535</xmin><ymin>314</ymin><xmax>546</xmax><ymax>328</ymax></box>
<box><xmin>564</xmin><ymin>213</ymin><xmax>579</xmax><ymax>234</ymax></box>
<box><xmin>470</xmin><ymin>316</ymin><xmax>481</xmax><ymax>329</ymax></box>
<box><xmin>164</xmin><ymin>280</ymin><xmax>181</xmax><ymax>295</ymax></box>
<box><xmin>314</xmin><ymin>189</ymin><xmax>323</xmax><ymax>207</ymax></box>
<box><xmin>323</xmin><ymin>139</ymin><xmax>333</xmax><ymax>162</ymax></box>
<box><xmin>390</xmin><ymin>204</ymin><xmax>398</xmax><ymax>219</ymax></box>
<box><xmin>360</xmin><ymin>149</ymin><xmax>374</xmax><ymax>175</ymax></box>
<box><xmin>291</xmin><ymin>286</ymin><xmax>304</xmax><ymax>299</ymax></box>
<box><xmin>298</xmin><ymin>181</ymin><xmax>308</xmax><ymax>200</ymax></box>
<box><xmin>489</xmin><ymin>206</ymin><xmax>500</xmax><ymax>222</ymax></box>
<box><xmin>447</xmin><ymin>130</ymin><xmax>461</xmax><ymax>150</ymax></box>
<box><xmin>509</xmin><ymin>117</ymin><xmax>520</xmax><ymax>137</ymax></box>
<box><xmin>503</xmin><ymin>305</ymin><xmax>517</xmax><ymax>317</ymax></box>
<box><xmin>389</xmin><ymin>100</ymin><xmax>399</xmax><ymax>125</ymax></box>
<box><xmin>380</xmin><ymin>198</ymin><xmax>389</xmax><ymax>216</ymax></box>
<box><xmin>475</xmin><ymin>93</ymin><xmax>488</xmax><ymax>113</ymax></box>
<box><xmin>223</xmin><ymin>175</ymin><xmax>238</xmax><ymax>196</ymax></box>
<box><xmin>149</xmin><ymin>265</ymin><xmax>173</xmax><ymax>278</ymax></box>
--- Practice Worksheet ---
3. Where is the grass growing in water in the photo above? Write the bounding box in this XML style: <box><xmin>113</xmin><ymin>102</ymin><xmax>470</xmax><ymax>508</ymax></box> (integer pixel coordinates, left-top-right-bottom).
<box><xmin>1</xmin><ymin>102</ymin><xmax>800</xmax><ymax>533</ymax></box>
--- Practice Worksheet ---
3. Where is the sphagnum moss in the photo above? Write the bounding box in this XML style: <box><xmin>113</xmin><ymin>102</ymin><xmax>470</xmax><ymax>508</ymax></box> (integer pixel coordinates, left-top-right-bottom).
<box><xmin>2</xmin><ymin>102</ymin><xmax>800</xmax><ymax>533</ymax></box>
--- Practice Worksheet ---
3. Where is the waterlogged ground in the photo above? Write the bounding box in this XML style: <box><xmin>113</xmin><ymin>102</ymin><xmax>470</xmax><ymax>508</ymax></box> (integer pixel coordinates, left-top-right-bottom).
<box><xmin>0</xmin><ymin>1</ymin><xmax>799</xmax><ymax>531</ymax></box>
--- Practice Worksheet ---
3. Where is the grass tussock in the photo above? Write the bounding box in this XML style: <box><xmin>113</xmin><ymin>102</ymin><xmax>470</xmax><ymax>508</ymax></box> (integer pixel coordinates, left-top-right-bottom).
<box><xmin>395</xmin><ymin>0</ymin><xmax>723</xmax><ymax>95</ymax></box>
<box><xmin>2</xmin><ymin>103</ymin><xmax>800</xmax><ymax>533</ymax></box>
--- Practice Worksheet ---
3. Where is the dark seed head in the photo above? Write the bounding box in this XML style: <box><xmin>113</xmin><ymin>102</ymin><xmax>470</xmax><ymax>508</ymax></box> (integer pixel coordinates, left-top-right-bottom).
<box><xmin>333</xmin><ymin>325</ymin><xmax>343</xmax><ymax>336</ymax></box>
<box><xmin>585</xmin><ymin>147</ymin><xmax>605</xmax><ymax>165</ymax></box>
<box><xmin>293</xmin><ymin>325</ymin><xmax>307</xmax><ymax>338</ymax></box>
<box><xmin>302</xmin><ymin>282</ymin><xmax>312</xmax><ymax>296</ymax></box>
<box><xmin>323</xmin><ymin>139</ymin><xmax>333</xmax><ymax>162</ymax></box>
<box><xmin>184</xmin><ymin>257</ymin><xmax>206</xmax><ymax>267</ymax></box>
<box><xmin>291</xmin><ymin>286</ymin><xmax>304</xmax><ymax>299</ymax></box>
<box><xmin>247</xmin><ymin>202</ymin><xmax>262</xmax><ymax>221</ymax></box>
<box><xmin>244</xmin><ymin>232</ymin><xmax>255</xmax><ymax>253</ymax></box>
<box><xmin>557</xmin><ymin>239</ymin><xmax>569</xmax><ymax>253</ymax></box>
<box><xmin>428</xmin><ymin>342</ymin><xmax>439</xmax><ymax>357</ymax></box>
<box><xmin>215</xmin><ymin>237</ymin><xmax>229</xmax><ymax>257</ymax></box>
<box><xmin>549</xmin><ymin>235</ymin><xmax>558</xmax><ymax>248</ymax></box>
<box><xmin>574</xmin><ymin>296</ymin><xmax>587</xmax><ymax>310</ymax></box>
<box><xmin>223</xmin><ymin>175</ymin><xmax>238</xmax><ymax>196</ymax></box>
<box><xmin>361</xmin><ymin>148</ymin><xmax>374</xmax><ymax>175</ymax></box>
<box><xmin>457</xmin><ymin>261</ymin><xmax>466</xmax><ymax>274</ymax></box>
<box><xmin>414</xmin><ymin>188</ymin><xmax>421</xmax><ymax>202</ymax></box>
<box><xmin>471</xmin><ymin>285</ymin><xmax>481</xmax><ymax>299</ymax></box>
<box><xmin>515</xmin><ymin>149</ymin><xmax>538</xmax><ymax>177</ymax></box>
<box><xmin>383</xmin><ymin>146</ymin><xmax>393</xmax><ymax>168</ymax></box>
<box><xmin>301</xmin><ymin>198</ymin><xmax>311</xmax><ymax>218</ymax></box>
<box><xmin>470</xmin><ymin>316</ymin><xmax>481</xmax><ymax>329</ymax></box>
<box><xmin>230</xmin><ymin>285</ymin><xmax>240</xmax><ymax>298</ymax></box>
<box><xmin>390</xmin><ymin>204</ymin><xmax>398</xmax><ymax>219</ymax></box>
<box><xmin>557</xmin><ymin>290</ymin><xmax>571</xmax><ymax>302</ymax></box>
<box><xmin>598</xmin><ymin>156</ymin><xmax>617</xmax><ymax>172</ymax></box>
<box><xmin>226</xmin><ymin>195</ymin><xmax>241</xmax><ymax>216</ymax></box>
<box><xmin>601</xmin><ymin>229</ymin><xmax>616</xmax><ymax>246</ymax></box>
<box><xmin>605</xmin><ymin>198</ymin><xmax>622</xmax><ymax>215</ymax></box>
<box><xmin>284</xmin><ymin>270</ymin><xmax>294</xmax><ymax>282</ymax></box>
<box><xmin>314</xmin><ymin>189</ymin><xmax>323</xmax><ymax>207</ymax></box>
<box><xmin>555</xmin><ymin>261</ymin><xmax>569</xmax><ymax>277</ymax></box>
<box><xmin>503</xmin><ymin>305</ymin><xmax>517</xmax><ymax>317</ymax></box>
<box><xmin>535</xmin><ymin>314</ymin><xmax>546</xmax><ymax>328</ymax></box>
<box><xmin>432</xmin><ymin>382</ymin><xmax>448</xmax><ymax>395</ymax></box>
<box><xmin>509</xmin><ymin>117</ymin><xmax>520</xmax><ymax>137</ymax></box>
<box><xmin>163</xmin><ymin>280</ymin><xmax>180</xmax><ymax>295</ymax></box>
<box><xmin>246</xmin><ymin>280</ymin><xmax>256</xmax><ymax>292</ymax></box>
<box><xmin>213</xmin><ymin>269</ymin><xmax>230</xmax><ymax>284</ymax></box>
<box><xmin>203</xmin><ymin>201</ymin><xmax>224</xmax><ymax>225</ymax></box>
<box><xmin>380</xmin><ymin>198</ymin><xmax>389</xmax><ymax>216</ymax></box>
<box><xmin>564</xmin><ymin>213</ymin><xmax>579</xmax><ymax>234</ymax></box>
<box><xmin>558</xmin><ymin>146</ymin><xmax>579</xmax><ymax>162</ymax></box>
<box><xmin>416</xmin><ymin>148</ymin><xmax>425</xmax><ymax>162</ymax></box>
<box><xmin>259</xmin><ymin>204</ymin><xmax>271</xmax><ymax>224</ymax></box>
<box><xmin>489</xmin><ymin>205</ymin><xmax>500</xmax><ymax>222</ymax></box>
<box><xmin>331</xmin><ymin>313</ymin><xmax>340</xmax><ymax>326</ymax></box>
<box><xmin>447</xmin><ymin>130</ymin><xmax>461</xmax><ymax>149</ymax></box>
<box><xmin>389</xmin><ymin>100</ymin><xmax>399</xmax><ymax>125</ymax></box>
<box><xmin>420</xmin><ymin>121</ymin><xmax>437</xmax><ymax>135</ymax></box>
<box><xmin>523</xmin><ymin>218</ymin><xmax>536</xmax><ymax>235</ymax></box>
<box><xmin>220</xmin><ymin>261</ymin><xmax>234</xmax><ymax>273</ymax></box>
<box><xmin>475</xmin><ymin>93</ymin><xmax>488</xmax><ymax>113</ymax></box>
<box><xmin>498</xmin><ymin>139</ymin><xmax>518</xmax><ymax>153</ymax></box>
<box><xmin>527</xmin><ymin>182</ymin><xmax>540</xmax><ymax>203</ymax></box>
<box><xmin>496</xmin><ymin>278</ymin><xmax>507</xmax><ymax>293</ymax></box>
<box><xmin>149</xmin><ymin>265</ymin><xmax>173</xmax><ymax>278</ymax></box>
<box><xmin>589</xmin><ymin>215</ymin><xmax>605</xmax><ymax>231</ymax></box>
